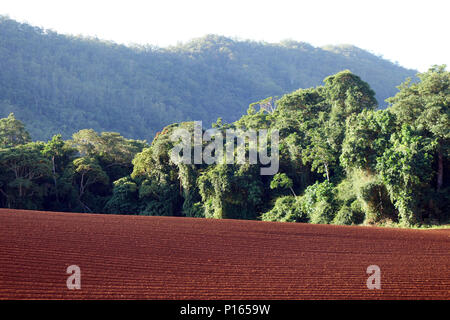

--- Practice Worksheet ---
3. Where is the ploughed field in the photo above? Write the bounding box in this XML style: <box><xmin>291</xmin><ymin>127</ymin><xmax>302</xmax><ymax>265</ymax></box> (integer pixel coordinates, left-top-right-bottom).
<box><xmin>0</xmin><ymin>209</ymin><xmax>449</xmax><ymax>299</ymax></box>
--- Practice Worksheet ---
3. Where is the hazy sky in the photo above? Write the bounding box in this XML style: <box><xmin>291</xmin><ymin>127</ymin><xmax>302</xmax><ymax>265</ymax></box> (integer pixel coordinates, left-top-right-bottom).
<box><xmin>1</xmin><ymin>0</ymin><xmax>449</xmax><ymax>71</ymax></box>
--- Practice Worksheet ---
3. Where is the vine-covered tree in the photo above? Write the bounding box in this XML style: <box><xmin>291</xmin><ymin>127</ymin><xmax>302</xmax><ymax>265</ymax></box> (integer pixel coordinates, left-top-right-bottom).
<box><xmin>388</xmin><ymin>65</ymin><xmax>449</xmax><ymax>191</ymax></box>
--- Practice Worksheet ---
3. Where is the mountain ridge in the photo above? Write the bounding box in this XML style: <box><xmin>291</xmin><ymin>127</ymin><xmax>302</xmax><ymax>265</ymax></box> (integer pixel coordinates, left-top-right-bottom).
<box><xmin>0</xmin><ymin>16</ymin><xmax>417</xmax><ymax>141</ymax></box>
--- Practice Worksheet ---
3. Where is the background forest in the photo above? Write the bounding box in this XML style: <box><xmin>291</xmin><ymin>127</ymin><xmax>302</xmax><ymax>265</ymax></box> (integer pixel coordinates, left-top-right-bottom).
<box><xmin>0</xmin><ymin>16</ymin><xmax>417</xmax><ymax>141</ymax></box>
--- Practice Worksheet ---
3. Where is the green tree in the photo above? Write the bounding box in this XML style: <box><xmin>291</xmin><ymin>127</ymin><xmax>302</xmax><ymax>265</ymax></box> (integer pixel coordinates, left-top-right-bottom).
<box><xmin>388</xmin><ymin>65</ymin><xmax>449</xmax><ymax>191</ymax></box>
<box><xmin>0</xmin><ymin>142</ymin><xmax>51</xmax><ymax>208</ymax></box>
<box><xmin>104</xmin><ymin>177</ymin><xmax>138</xmax><ymax>214</ymax></box>
<box><xmin>299</xmin><ymin>180</ymin><xmax>338</xmax><ymax>224</ymax></box>
<box><xmin>0</xmin><ymin>113</ymin><xmax>31</xmax><ymax>148</ymax></box>
<box><xmin>302</xmin><ymin>121</ymin><xmax>336</xmax><ymax>181</ymax></box>
<box><xmin>324</xmin><ymin>70</ymin><xmax>377</xmax><ymax>118</ymax></box>
<box><xmin>261</xmin><ymin>196</ymin><xmax>307</xmax><ymax>223</ymax></box>
<box><xmin>198</xmin><ymin>164</ymin><xmax>263</xmax><ymax>220</ymax></box>
<box><xmin>270</xmin><ymin>173</ymin><xmax>296</xmax><ymax>196</ymax></box>
<box><xmin>340</xmin><ymin>109</ymin><xmax>397</xmax><ymax>172</ymax></box>
<box><xmin>42</xmin><ymin>134</ymin><xmax>66</xmax><ymax>202</ymax></box>
<box><xmin>376</xmin><ymin>126</ymin><xmax>434</xmax><ymax>226</ymax></box>
<box><xmin>73</xmin><ymin>156</ymin><xmax>109</xmax><ymax>212</ymax></box>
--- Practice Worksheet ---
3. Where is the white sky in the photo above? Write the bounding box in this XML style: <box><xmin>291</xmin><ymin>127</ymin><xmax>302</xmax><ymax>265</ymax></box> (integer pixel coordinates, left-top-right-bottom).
<box><xmin>1</xmin><ymin>0</ymin><xmax>449</xmax><ymax>71</ymax></box>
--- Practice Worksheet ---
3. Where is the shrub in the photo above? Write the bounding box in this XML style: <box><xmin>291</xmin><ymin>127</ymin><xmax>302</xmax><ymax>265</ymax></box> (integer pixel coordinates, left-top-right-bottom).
<box><xmin>104</xmin><ymin>177</ymin><xmax>138</xmax><ymax>214</ymax></box>
<box><xmin>299</xmin><ymin>180</ymin><xmax>338</xmax><ymax>224</ymax></box>
<box><xmin>261</xmin><ymin>196</ymin><xmax>308</xmax><ymax>223</ymax></box>
<box><xmin>333</xmin><ymin>200</ymin><xmax>365</xmax><ymax>225</ymax></box>
<box><xmin>346</xmin><ymin>169</ymin><xmax>397</xmax><ymax>224</ymax></box>
<box><xmin>308</xmin><ymin>200</ymin><xmax>334</xmax><ymax>224</ymax></box>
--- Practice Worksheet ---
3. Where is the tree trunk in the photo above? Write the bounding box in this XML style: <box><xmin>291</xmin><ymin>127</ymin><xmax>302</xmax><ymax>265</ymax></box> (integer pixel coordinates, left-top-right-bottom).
<box><xmin>79</xmin><ymin>173</ymin><xmax>85</xmax><ymax>198</ymax></box>
<box><xmin>437</xmin><ymin>149</ymin><xmax>443</xmax><ymax>191</ymax></box>
<box><xmin>0</xmin><ymin>188</ymin><xmax>8</xmax><ymax>207</ymax></box>
<box><xmin>52</xmin><ymin>156</ymin><xmax>58</xmax><ymax>202</ymax></box>
<box><xmin>324</xmin><ymin>163</ymin><xmax>330</xmax><ymax>182</ymax></box>
<box><xmin>289</xmin><ymin>187</ymin><xmax>297</xmax><ymax>197</ymax></box>
<box><xmin>378</xmin><ymin>187</ymin><xmax>384</xmax><ymax>217</ymax></box>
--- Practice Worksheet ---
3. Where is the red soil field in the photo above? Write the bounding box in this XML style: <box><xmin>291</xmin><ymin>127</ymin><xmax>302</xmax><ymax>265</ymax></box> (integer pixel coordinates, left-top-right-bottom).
<box><xmin>0</xmin><ymin>209</ymin><xmax>449</xmax><ymax>299</ymax></box>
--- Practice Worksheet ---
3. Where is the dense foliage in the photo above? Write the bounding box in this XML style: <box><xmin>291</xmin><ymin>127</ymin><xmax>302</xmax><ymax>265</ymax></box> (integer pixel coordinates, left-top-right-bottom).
<box><xmin>0</xmin><ymin>67</ymin><xmax>448</xmax><ymax>227</ymax></box>
<box><xmin>0</xmin><ymin>16</ymin><xmax>417</xmax><ymax>141</ymax></box>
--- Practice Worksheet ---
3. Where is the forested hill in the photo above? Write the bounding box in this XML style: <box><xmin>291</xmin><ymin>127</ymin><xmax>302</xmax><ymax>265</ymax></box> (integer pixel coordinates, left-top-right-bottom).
<box><xmin>0</xmin><ymin>16</ymin><xmax>417</xmax><ymax>141</ymax></box>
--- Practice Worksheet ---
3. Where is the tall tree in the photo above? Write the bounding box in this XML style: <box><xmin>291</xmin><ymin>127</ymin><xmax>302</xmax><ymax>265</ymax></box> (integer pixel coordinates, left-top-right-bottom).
<box><xmin>0</xmin><ymin>143</ymin><xmax>51</xmax><ymax>208</ymax></box>
<box><xmin>0</xmin><ymin>113</ymin><xmax>31</xmax><ymax>148</ymax></box>
<box><xmin>340</xmin><ymin>109</ymin><xmax>397</xmax><ymax>172</ymax></box>
<box><xmin>73</xmin><ymin>157</ymin><xmax>109</xmax><ymax>212</ymax></box>
<box><xmin>42</xmin><ymin>134</ymin><xmax>66</xmax><ymax>202</ymax></box>
<box><xmin>388</xmin><ymin>65</ymin><xmax>449</xmax><ymax>191</ymax></box>
<box><xmin>376</xmin><ymin>126</ymin><xmax>434</xmax><ymax>226</ymax></box>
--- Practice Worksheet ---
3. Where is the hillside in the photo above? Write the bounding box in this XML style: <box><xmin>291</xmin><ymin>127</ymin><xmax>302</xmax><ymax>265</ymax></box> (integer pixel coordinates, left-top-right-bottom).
<box><xmin>0</xmin><ymin>209</ymin><xmax>448</xmax><ymax>299</ymax></box>
<box><xmin>0</xmin><ymin>16</ymin><xmax>417</xmax><ymax>141</ymax></box>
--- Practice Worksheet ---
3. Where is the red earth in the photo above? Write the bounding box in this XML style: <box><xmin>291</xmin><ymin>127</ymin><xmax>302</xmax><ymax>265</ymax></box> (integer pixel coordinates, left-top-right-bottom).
<box><xmin>0</xmin><ymin>208</ymin><xmax>448</xmax><ymax>299</ymax></box>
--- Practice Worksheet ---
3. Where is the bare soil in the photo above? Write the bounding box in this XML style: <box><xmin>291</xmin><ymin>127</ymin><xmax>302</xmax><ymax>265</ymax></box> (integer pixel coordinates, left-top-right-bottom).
<box><xmin>0</xmin><ymin>209</ymin><xmax>448</xmax><ymax>299</ymax></box>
